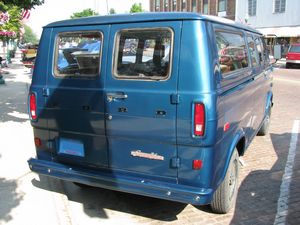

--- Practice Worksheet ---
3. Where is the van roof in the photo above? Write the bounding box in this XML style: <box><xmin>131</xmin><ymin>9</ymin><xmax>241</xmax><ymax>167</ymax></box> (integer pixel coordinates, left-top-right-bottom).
<box><xmin>45</xmin><ymin>12</ymin><xmax>261</xmax><ymax>35</ymax></box>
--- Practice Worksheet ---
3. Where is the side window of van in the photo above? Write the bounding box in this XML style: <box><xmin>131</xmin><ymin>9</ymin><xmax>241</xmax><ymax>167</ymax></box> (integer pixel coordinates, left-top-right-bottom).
<box><xmin>215</xmin><ymin>31</ymin><xmax>249</xmax><ymax>75</ymax></box>
<box><xmin>113</xmin><ymin>28</ymin><xmax>173</xmax><ymax>80</ymax></box>
<box><xmin>54</xmin><ymin>31</ymin><xmax>102</xmax><ymax>77</ymax></box>
<box><xmin>254</xmin><ymin>36</ymin><xmax>264</xmax><ymax>65</ymax></box>
<box><xmin>247</xmin><ymin>35</ymin><xmax>259</xmax><ymax>67</ymax></box>
<box><xmin>261</xmin><ymin>37</ymin><xmax>270</xmax><ymax>65</ymax></box>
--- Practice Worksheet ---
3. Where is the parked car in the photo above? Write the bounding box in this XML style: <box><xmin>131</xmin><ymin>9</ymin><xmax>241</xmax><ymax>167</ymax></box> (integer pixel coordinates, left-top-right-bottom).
<box><xmin>28</xmin><ymin>13</ymin><xmax>273</xmax><ymax>214</ymax></box>
<box><xmin>286</xmin><ymin>43</ymin><xmax>300</xmax><ymax>68</ymax></box>
<box><xmin>21</xmin><ymin>44</ymin><xmax>38</xmax><ymax>68</ymax></box>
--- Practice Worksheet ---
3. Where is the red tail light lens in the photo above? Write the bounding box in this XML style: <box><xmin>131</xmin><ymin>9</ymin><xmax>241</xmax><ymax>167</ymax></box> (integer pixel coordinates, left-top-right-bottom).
<box><xmin>29</xmin><ymin>93</ymin><xmax>37</xmax><ymax>120</ymax></box>
<box><xmin>34</xmin><ymin>137</ymin><xmax>42</xmax><ymax>147</ymax></box>
<box><xmin>193</xmin><ymin>159</ymin><xmax>203</xmax><ymax>170</ymax></box>
<box><xmin>194</xmin><ymin>103</ymin><xmax>205</xmax><ymax>136</ymax></box>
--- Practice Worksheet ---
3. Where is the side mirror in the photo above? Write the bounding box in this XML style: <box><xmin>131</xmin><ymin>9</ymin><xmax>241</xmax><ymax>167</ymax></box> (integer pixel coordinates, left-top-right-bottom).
<box><xmin>274</xmin><ymin>45</ymin><xmax>282</xmax><ymax>60</ymax></box>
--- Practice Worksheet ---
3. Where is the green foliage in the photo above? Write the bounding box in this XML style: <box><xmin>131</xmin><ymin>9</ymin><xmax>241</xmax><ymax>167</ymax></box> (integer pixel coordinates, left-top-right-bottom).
<box><xmin>1</xmin><ymin>0</ymin><xmax>44</xmax><ymax>9</ymax></box>
<box><xmin>0</xmin><ymin>4</ymin><xmax>22</xmax><ymax>40</ymax></box>
<box><xmin>109</xmin><ymin>8</ymin><xmax>116</xmax><ymax>15</ymax></box>
<box><xmin>130</xmin><ymin>3</ymin><xmax>143</xmax><ymax>13</ymax></box>
<box><xmin>22</xmin><ymin>24</ymin><xmax>38</xmax><ymax>44</ymax></box>
<box><xmin>70</xmin><ymin>8</ymin><xmax>98</xmax><ymax>19</ymax></box>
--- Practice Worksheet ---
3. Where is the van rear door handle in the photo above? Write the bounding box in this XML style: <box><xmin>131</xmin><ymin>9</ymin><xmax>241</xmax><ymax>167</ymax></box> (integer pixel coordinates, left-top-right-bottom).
<box><xmin>107</xmin><ymin>93</ymin><xmax>128</xmax><ymax>102</ymax></box>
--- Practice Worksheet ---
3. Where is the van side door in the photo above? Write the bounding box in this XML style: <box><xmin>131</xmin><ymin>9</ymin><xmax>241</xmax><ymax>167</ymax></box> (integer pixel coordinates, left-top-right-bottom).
<box><xmin>105</xmin><ymin>22</ymin><xmax>181</xmax><ymax>178</ymax></box>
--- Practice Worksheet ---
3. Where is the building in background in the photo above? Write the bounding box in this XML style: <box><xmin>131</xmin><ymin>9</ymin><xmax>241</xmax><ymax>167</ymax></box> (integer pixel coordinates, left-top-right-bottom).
<box><xmin>149</xmin><ymin>0</ymin><xmax>236</xmax><ymax>20</ymax></box>
<box><xmin>236</xmin><ymin>0</ymin><xmax>300</xmax><ymax>56</ymax></box>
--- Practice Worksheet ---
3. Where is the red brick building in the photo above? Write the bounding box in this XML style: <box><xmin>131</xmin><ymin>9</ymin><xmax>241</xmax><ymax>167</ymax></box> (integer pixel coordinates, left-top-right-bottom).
<box><xmin>149</xmin><ymin>0</ymin><xmax>236</xmax><ymax>21</ymax></box>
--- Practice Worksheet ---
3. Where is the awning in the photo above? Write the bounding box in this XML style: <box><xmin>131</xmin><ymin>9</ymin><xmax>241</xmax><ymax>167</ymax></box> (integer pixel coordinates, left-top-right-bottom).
<box><xmin>257</xmin><ymin>26</ymin><xmax>300</xmax><ymax>37</ymax></box>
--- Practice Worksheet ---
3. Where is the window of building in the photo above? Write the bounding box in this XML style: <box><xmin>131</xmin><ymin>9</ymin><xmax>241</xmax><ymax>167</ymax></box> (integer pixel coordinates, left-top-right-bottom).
<box><xmin>192</xmin><ymin>0</ymin><xmax>197</xmax><ymax>12</ymax></box>
<box><xmin>203</xmin><ymin>0</ymin><xmax>208</xmax><ymax>14</ymax></box>
<box><xmin>274</xmin><ymin>0</ymin><xmax>286</xmax><ymax>13</ymax></box>
<box><xmin>113</xmin><ymin>28</ymin><xmax>173</xmax><ymax>81</ymax></box>
<box><xmin>164</xmin><ymin>0</ymin><xmax>169</xmax><ymax>11</ymax></box>
<box><xmin>155</xmin><ymin>0</ymin><xmax>160</xmax><ymax>11</ymax></box>
<box><xmin>182</xmin><ymin>0</ymin><xmax>187</xmax><ymax>12</ymax></box>
<box><xmin>54</xmin><ymin>31</ymin><xmax>102</xmax><ymax>78</ymax></box>
<box><xmin>215</xmin><ymin>31</ymin><xmax>249</xmax><ymax>75</ymax></box>
<box><xmin>218</xmin><ymin>0</ymin><xmax>227</xmax><ymax>12</ymax></box>
<box><xmin>247</xmin><ymin>35</ymin><xmax>259</xmax><ymax>67</ymax></box>
<box><xmin>248</xmin><ymin>0</ymin><xmax>257</xmax><ymax>16</ymax></box>
<box><xmin>172</xmin><ymin>0</ymin><xmax>177</xmax><ymax>11</ymax></box>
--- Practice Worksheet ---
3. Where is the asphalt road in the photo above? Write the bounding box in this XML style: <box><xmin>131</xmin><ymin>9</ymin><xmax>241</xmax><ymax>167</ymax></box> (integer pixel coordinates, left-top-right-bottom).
<box><xmin>0</xmin><ymin>60</ymin><xmax>299</xmax><ymax>225</ymax></box>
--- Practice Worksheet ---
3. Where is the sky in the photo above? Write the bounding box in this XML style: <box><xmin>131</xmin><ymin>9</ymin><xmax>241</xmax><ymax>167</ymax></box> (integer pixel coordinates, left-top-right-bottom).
<box><xmin>26</xmin><ymin>0</ymin><xmax>150</xmax><ymax>37</ymax></box>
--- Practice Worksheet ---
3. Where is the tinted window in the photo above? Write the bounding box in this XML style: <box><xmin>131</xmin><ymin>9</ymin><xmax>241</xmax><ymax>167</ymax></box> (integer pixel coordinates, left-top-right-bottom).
<box><xmin>215</xmin><ymin>31</ymin><xmax>249</xmax><ymax>75</ymax></box>
<box><xmin>54</xmin><ymin>31</ymin><xmax>102</xmax><ymax>78</ymax></box>
<box><xmin>247</xmin><ymin>35</ymin><xmax>259</xmax><ymax>67</ymax></box>
<box><xmin>289</xmin><ymin>45</ymin><xmax>300</xmax><ymax>53</ymax></box>
<box><xmin>114</xmin><ymin>28</ymin><xmax>173</xmax><ymax>81</ymax></box>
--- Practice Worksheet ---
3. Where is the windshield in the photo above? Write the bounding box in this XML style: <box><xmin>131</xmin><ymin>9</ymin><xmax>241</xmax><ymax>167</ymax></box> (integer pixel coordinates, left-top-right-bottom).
<box><xmin>289</xmin><ymin>45</ymin><xmax>300</xmax><ymax>53</ymax></box>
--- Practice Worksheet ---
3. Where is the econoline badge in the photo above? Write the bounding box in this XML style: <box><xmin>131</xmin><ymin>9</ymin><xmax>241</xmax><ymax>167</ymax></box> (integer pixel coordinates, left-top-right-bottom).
<box><xmin>130</xmin><ymin>150</ymin><xmax>164</xmax><ymax>161</ymax></box>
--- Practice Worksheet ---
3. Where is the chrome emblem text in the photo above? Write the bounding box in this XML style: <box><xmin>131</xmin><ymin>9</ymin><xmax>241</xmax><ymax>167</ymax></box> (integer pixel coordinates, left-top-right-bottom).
<box><xmin>130</xmin><ymin>150</ymin><xmax>164</xmax><ymax>161</ymax></box>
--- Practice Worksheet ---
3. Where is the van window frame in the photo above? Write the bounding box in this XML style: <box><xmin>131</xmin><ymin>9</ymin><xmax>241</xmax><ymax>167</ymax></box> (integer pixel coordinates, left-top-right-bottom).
<box><xmin>246</xmin><ymin>33</ymin><xmax>260</xmax><ymax>68</ymax></box>
<box><xmin>53</xmin><ymin>30</ymin><xmax>103</xmax><ymax>79</ymax></box>
<box><xmin>214</xmin><ymin>26</ymin><xmax>250</xmax><ymax>79</ymax></box>
<box><xmin>112</xmin><ymin>27</ymin><xmax>174</xmax><ymax>82</ymax></box>
<box><xmin>253</xmin><ymin>35</ymin><xmax>265</xmax><ymax>65</ymax></box>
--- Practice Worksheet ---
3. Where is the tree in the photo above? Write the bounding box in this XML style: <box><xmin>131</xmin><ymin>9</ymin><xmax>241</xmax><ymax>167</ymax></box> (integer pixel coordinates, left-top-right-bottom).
<box><xmin>109</xmin><ymin>8</ymin><xmax>116</xmax><ymax>15</ymax></box>
<box><xmin>1</xmin><ymin>0</ymin><xmax>44</xmax><ymax>9</ymax></box>
<box><xmin>0</xmin><ymin>3</ymin><xmax>22</xmax><ymax>40</ymax></box>
<box><xmin>70</xmin><ymin>8</ymin><xmax>98</xmax><ymax>19</ymax></box>
<box><xmin>130</xmin><ymin>3</ymin><xmax>143</xmax><ymax>13</ymax></box>
<box><xmin>22</xmin><ymin>24</ymin><xmax>38</xmax><ymax>44</ymax></box>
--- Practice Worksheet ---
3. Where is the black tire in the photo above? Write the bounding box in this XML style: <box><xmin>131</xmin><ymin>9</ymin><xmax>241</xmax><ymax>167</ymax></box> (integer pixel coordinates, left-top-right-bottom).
<box><xmin>211</xmin><ymin>149</ymin><xmax>239</xmax><ymax>214</ymax></box>
<box><xmin>257</xmin><ymin>107</ymin><xmax>271</xmax><ymax>136</ymax></box>
<box><xmin>286</xmin><ymin>63</ymin><xmax>291</xmax><ymax>69</ymax></box>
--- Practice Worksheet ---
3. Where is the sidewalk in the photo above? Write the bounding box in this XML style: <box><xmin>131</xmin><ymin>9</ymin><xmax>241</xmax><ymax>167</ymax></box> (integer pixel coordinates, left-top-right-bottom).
<box><xmin>0</xmin><ymin>59</ymin><xmax>63</xmax><ymax>225</ymax></box>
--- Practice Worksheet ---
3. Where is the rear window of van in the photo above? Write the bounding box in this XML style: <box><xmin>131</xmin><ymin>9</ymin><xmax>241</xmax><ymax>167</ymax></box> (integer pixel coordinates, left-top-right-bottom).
<box><xmin>54</xmin><ymin>31</ymin><xmax>102</xmax><ymax>78</ymax></box>
<box><xmin>113</xmin><ymin>28</ymin><xmax>173</xmax><ymax>81</ymax></box>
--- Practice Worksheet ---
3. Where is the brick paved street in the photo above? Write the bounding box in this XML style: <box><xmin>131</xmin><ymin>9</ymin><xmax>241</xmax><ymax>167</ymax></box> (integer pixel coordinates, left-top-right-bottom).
<box><xmin>0</xmin><ymin>61</ymin><xmax>299</xmax><ymax>225</ymax></box>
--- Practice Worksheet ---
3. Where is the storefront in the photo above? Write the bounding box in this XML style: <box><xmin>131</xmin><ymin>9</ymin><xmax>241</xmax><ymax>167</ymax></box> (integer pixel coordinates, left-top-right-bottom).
<box><xmin>257</xmin><ymin>26</ymin><xmax>300</xmax><ymax>57</ymax></box>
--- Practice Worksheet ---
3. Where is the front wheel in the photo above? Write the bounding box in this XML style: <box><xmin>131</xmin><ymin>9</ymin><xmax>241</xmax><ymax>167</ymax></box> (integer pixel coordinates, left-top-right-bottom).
<box><xmin>211</xmin><ymin>149</ymin><xmax>239</xmax><ymax>214</ymax></box>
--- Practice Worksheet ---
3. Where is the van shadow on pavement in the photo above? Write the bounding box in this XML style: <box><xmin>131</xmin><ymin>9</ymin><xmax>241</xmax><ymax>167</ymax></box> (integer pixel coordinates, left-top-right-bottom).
<box><xmin>32</xmin><ymin>176</ymin><xmax>187</xmax><ymax>221</ymax></box>
<box><xmin>0</xmin><ymin>178</ymin><xmax>23</xmax><ymax>223</ymax></box>
<box><xmin>230</xmin><ymin>132</ymin><xmax>295</xmax><ymax>225</ymax></box>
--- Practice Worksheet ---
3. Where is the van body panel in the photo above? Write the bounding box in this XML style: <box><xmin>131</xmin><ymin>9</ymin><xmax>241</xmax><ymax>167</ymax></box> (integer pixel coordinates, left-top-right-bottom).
<box><xmin>28</xmin><ymin>13</ymin><xmax>273</xmax><ymax>208</ymax></box>
<box><xmin>30</xmin><ymin>29</ymin><xmax>51</xmax><ymax>130</ymax></box>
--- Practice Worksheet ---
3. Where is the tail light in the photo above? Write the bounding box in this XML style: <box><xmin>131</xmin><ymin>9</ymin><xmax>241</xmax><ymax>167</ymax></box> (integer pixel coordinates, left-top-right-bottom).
<box><xmin>194</xmin><ymin>103</ymin><xmax>205</xmax><ymax>136</ymax></box>
<box><xmin>29</xmin><ymin>93</ymin><xmax>37</xmax><ymax>120</ymax></box>
<box><xmin>193</xmin><ymin>159</ymin><xmax>203</xmax><ymax>170</ymax></box>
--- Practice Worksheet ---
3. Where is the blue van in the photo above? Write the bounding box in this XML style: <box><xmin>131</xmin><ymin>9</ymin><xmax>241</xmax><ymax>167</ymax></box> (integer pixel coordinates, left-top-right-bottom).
<box><xmin>28</xmin><ymin>13</ymin><xmax>273</xmax><ymax>213</ymax></box>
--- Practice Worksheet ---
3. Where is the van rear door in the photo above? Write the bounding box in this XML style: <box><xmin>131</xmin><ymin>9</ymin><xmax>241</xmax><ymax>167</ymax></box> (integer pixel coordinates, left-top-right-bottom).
<box><xmin>105</xmin><ymin>22</ymin><xmax>181</xmax><ymax>178</ymax></box>
<box><xmin>44</xmin><ymin>26</ymin><xmax>109</xmax><ymax>168</ymax></box>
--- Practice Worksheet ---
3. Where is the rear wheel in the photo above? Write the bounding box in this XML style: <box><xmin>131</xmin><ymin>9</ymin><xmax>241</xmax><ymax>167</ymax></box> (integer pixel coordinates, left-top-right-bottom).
<box><xmin>286</xmin><ymin>63</ymin><xmax>291</xmax><ymax>69</ymax></box>
<box><xmin>211</xmin><ymin>149</ymin><xmax>239</xmax><ymax>214</ymax></box>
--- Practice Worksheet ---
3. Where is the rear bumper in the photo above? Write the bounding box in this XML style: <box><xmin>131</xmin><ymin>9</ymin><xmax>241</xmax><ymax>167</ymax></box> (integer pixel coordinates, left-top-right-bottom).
<box><xmin>28</xmin><ymin>158</ymin><xmax>213</xmax><ymax>205</ymax></box>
